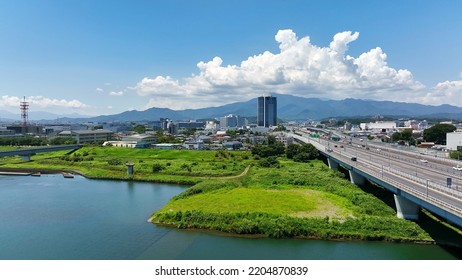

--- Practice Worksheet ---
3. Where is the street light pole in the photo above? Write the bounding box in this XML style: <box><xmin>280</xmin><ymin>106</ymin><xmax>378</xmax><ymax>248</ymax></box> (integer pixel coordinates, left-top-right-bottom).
<box><xmin>426</xmin><ymin>179</ymin><xmax>429</xmax><ymax>197</ymax></box>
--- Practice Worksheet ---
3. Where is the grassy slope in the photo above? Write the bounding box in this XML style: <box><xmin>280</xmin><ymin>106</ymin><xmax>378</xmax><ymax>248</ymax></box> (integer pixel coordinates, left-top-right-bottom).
<box><xmin>153</xmin><ymin>159</ymin><xmax>432</xmax><ymax>242</ymax></box>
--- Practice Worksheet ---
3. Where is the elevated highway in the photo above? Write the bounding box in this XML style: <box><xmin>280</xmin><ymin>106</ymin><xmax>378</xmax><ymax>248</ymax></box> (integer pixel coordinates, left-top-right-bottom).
<box><xmin>0</xmin><ymin>145</ymin><xmax>83</xmax><ymax>161</ymax></box>
<box><xmin>288</xmin><ymin>130</ymin><xmax>462</xmax><ymax>227</ymax></box>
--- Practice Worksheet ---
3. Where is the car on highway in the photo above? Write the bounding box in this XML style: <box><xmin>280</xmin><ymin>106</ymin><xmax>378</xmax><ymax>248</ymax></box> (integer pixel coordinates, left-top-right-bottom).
<box><xmin>350</xmin><ymin>157</ymin><xmax>357</xmax><ymax>161</ymax></box>
<box><xmin>453</xmin><ymin>165</ymin><xmax>462</xmax><ymax>171</ymax></box>
<box><xmin>420</xmin><ymin>159</ymin><xmax>428</xmax><ymax>163</ymax></box>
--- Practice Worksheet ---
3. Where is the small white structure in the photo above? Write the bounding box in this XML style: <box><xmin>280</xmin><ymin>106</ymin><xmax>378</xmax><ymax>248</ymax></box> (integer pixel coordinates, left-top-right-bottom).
<box><xmin>153</xmin><ymin>143</ymin><xmax>182</xmax><ymax>150</ymax></box>
<box><xmin>103</xmin><ymin>141</ymin><xmax>137</xmax><ymax>148</ymax></box>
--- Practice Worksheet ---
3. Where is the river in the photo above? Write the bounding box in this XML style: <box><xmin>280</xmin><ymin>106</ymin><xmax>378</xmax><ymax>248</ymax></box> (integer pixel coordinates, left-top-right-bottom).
<box><xmin>0</xmin><ymin>174</ymin><xmax>459</xmax><ymax>260</ymax></box>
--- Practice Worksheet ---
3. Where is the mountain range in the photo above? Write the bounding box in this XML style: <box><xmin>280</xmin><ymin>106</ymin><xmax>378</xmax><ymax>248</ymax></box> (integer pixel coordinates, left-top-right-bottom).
<box><xmin>2</xmin><ymin>94</ymin><xmax>462</xmax><ymax>122</ymax></box>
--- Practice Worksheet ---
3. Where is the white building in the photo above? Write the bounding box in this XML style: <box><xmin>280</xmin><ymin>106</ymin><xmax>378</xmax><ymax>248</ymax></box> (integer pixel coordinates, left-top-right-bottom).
<box><xmin>103</xmin><ymin>141</ymin><xmax>137</xmax><ymax>148</ymax></box>
<box><xmin>183</xmin><ymin>140</ymin><xmax>204</xmax><ymax>150</ymax></box>
<box><xmin>121</xmin><ymin>134</ymin><xmax>156</xmax><ymax>147</ymax></box>
<box><xmin>219</xmin><ymin>114</ymin><xmax>246</xmax><ymax>129</ymax></box>
<box><xmin>446</xmin><ymin>131</ymin><xmax>462</xmax><ymax>151</ymax></box>
<box><xmin>57</xmin><ymin>129</ymin><xmax>113</xmax><ymax>144</ymax></box>
<box><xmin>360</xmin><ymin>121</ymin><xmax>397</xmax><ymax>133</ymax></box>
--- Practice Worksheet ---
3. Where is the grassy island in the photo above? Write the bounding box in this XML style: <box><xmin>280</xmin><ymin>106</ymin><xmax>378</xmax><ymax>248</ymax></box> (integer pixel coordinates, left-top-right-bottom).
<box><xmin>0</xmin><ymin>146</ymin><xmax>436</xmax><ymax>242</ymax></box>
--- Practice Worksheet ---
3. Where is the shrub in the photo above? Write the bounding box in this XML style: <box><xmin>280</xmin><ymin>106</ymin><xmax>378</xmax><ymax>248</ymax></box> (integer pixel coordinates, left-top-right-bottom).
<box><xmin>259</xmin><ymin>156</ymin><xmax>280</xmax><ymax>168</ymax></box>
<box><xmin>152</xmin><ymin>163</ymin><xmax>164</xmax><ymax>173</ymax></box>
<box><xmin>107</xmin><ymin>158</ymin><xmax>122</xmax><ymax>166</ymax></box>
<box><xmin>181</xmin><ymin>163</ymin><xmax>192</xmax><ymax>172</ymax></box>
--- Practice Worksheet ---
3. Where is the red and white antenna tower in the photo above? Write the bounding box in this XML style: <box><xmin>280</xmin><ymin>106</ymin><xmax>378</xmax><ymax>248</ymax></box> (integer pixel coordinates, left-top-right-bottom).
<box><xmin>20</xmin><ymin>96</ymin><xmax>29</xmax><ymax>127</ymax></box>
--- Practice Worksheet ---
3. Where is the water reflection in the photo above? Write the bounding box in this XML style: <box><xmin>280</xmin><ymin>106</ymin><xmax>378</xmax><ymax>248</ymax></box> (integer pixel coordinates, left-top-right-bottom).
<box><xmin>0</xmin><ymin>174</ymin><xmax>459</xmax><ymax>260</ymax></box>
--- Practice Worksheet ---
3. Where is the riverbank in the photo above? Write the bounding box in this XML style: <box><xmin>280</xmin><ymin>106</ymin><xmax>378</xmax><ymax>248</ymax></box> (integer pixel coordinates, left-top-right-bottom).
<box><xmin>0</xmin><ymin>147</ymin><xmax>251</xmax><ymax>185</ymax></box>
<box><xmin>0</xmin><ymin>146</ymin><xmax>458</xmax><ymax>244</ymax></box>
<box><xmin>150</xmin><ymin>158</ymin><xmax>435</xmax><ymax>243</ymax></box>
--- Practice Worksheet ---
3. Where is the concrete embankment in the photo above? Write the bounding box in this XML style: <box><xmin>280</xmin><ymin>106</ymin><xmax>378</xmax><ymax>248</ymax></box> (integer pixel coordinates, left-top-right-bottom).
<box><xmin>0</xmin><ymin>171</ymin><xmax>32</xmax><ymax>176</ymax></box>
<box><xmin>0</xmin><ymin>167</ymin><xmax>81</xmax><ymax>178</ymax></box>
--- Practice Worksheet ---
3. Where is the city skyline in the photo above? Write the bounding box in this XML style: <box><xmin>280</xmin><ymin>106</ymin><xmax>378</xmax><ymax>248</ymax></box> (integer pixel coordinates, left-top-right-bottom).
<box><xmin>1</xmin><ymin>1</ymin><xmax>462</xmax><ymax>116</ymax></box>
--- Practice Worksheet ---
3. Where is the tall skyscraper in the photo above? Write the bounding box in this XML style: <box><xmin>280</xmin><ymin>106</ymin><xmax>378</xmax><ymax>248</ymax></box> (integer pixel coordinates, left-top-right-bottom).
<box><xmin>257</xmin><ymin>95</ymin><xmax>277</xmax><ymax>127</ymax></box>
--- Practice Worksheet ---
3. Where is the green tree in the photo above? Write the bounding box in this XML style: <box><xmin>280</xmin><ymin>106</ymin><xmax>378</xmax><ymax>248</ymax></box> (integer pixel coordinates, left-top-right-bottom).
<box><xmin>401</xmin><ymin>129</ymin><xmax>413</xmax><ymax>142</ymax></box>
<box><xmin>423</xmin><ymin>124</ymin><xmax>456</xmax><ymax>144</ymax></box>
<box><xmin>390</xmin><ymin>129</ymin><xmax>415</xmax><ymax>145</ymax></box>
<box><xmin>251</xmin><ymin>136</ymin><xmax>285</xmax><ymax>158</ymax></box>
<box><xmin>258</xmin><ymin>156</ymin><xmax>280</xmax><ymax>168</ymax></box>
<box><xmin>180</xmin><ymin>128</ymin><xmax>197</xmax><ymax>136</ymax></box>
<box><xmin>226</xmin><ymin>129</ymin><xmax>237</xmax><ymax>138</ymax></box>
<box><xmin>285</xmin><ymin>144</ymin><xmax>299</xmax><ymax>159</ymax></box>
<box><xmin>266</xmin><ymin>135</ymin><xmax>277</xmax><ymax>145</ymax></box>
<box><xmin>293</xmin><ymin>143</ymin><xmax>319</xmax><ymax>162</ymax></box>
<box><xmin>449</xmin><ymin>150</ymin><xmax>462</xmax><ymax>160</ymax></box>
<box><xmin>132</xmin><ymin>124</ymin><xmax>146</xmax><ymax>134</ymax></box>
<box><xmin>49</xmin><ymin>137</ymin><xmax>77</xmax><ymax>145</ymax></box>
<box><xmin>272</xmin><ymin>125</ymin><xmax>286</xmax><ymax>132</ymax></box>
<box><xmin>391</xmin><ymin>132</ymin><xmax>402</xmax><ymax>142</ymax></box>
<box><xmin>157</xmin><ymin>134</ymin><xmax>180</xmax><ymax>143</ymax></box>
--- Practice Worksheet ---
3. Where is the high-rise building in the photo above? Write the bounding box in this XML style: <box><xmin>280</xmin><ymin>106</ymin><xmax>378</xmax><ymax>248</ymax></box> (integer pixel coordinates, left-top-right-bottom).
<box><xmin>219</xmin><ymin>114</ymin><xmax>246</xmax><ymax>128</ymax></box>
<box><xmin>257</xmin><ymin>96</ymin><xmax>277</xmax><ymax>127</ymax></box>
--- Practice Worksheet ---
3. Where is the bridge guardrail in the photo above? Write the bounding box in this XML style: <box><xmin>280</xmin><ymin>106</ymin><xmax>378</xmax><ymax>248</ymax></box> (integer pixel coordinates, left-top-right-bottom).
<box><xmin>355</xmin><ymin>158</ymin><xmax>462</xmax><ymax>217</ymax></box>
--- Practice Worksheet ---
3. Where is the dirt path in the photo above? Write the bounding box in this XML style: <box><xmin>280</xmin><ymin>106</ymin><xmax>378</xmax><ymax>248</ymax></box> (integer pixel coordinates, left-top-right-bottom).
<box><xmin>222</xmin><ymin>165</ymin><xmax>251</xmax><ymax>179</ymax></box>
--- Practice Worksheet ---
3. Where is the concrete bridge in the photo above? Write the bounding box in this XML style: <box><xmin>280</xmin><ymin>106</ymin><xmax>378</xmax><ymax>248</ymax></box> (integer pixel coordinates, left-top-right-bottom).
<box><xmin>289</xmin><ymin>131</ymin><xmax>462</xmax><ymax>227</ymax></box>
<box><xmin>0</xmin><ymin>145</ymin><xmax>83</xmax><ymax>161</ymax></box>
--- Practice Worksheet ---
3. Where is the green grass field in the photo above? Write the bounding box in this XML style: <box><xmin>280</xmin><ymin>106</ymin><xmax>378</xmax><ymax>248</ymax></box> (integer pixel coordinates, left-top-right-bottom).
<box><xmin>0</xmin><ymin>147</ymin><xmax>252</xmax><ymax>184</ymax></box>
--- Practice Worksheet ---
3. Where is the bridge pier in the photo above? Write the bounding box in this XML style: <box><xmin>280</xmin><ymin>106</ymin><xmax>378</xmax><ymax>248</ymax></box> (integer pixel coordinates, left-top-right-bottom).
<box><xmin>349</xmin><ymin>169</ymin><xmax>366</xmax><ymax>187</ymax></box>
<box><xmin>394</xmin><ymin>195</ymin><xmax>420</xmax><ymax>220</ymax></box>
<box><xmin>327</xmin><ymin>158</ymin><xmax>339</xmax><ymax>170</ymax></box>
<box><xmin>20</xmin><ymin>155</ymin><xmax>31</xmax><ymax>161</ymax></box>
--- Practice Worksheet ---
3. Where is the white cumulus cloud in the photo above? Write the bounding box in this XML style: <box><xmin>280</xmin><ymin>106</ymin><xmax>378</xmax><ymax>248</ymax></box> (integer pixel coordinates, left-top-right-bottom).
<box><xmin>1</xmin><ymin>95</ymin><xmax>88</xmax><ymax>114</ymax></box>
<box><xmin>108</xmin><ymin>91</ymin><xmax>124</xmax><ymax>96</ymax></box>
<box><xmin>133</xmin><ymin>29</ymin><xmax>460</xmax><ymax>110</ymax></box>
<box><xmin>421</xmin><ymin>80</ymin><xmax>462</xmax><ymax>105</ymax></box>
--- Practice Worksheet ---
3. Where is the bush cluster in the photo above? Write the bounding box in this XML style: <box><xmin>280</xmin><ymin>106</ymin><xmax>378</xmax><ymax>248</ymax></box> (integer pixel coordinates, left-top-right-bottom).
<box><xmin>154</xmin><ymin>210</ymin><xmax>429</xmax><ymax>241</ymax></box>
<box><xmin>258</xmin><ymin>156</ymin><xmax>280</xmax><ymax>168</ymax></box>
<box><xmin>152</xmin><ymin>163</ymin><xmax>164</xmax><ymax>173</ymax></box>
<box><xmin>59</xmin><ymin>153</ymin><xmax>94</xmax><ymax>162</ymax></box>
<box><xmin>107</xmin><ymin>158</ymin><xmax>122</xmax><ymax>166</ymax></box>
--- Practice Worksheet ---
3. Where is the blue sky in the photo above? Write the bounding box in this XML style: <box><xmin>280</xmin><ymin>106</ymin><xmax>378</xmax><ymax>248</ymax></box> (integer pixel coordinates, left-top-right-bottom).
<box><xmin>1</xmin><ymin>0</ymin><xmax>462</xmax><ymax>116</ymax></box>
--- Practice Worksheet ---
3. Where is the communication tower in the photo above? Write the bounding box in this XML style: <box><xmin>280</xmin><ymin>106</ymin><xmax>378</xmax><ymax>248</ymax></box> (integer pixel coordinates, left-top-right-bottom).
<box><xmin>20</xmin><ymin>96</ymin><xmax>29</xmax><ymax>128</ymax></box>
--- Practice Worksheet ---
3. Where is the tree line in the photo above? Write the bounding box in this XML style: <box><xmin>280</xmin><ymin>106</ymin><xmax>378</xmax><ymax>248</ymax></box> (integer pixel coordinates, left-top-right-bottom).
<box><xmin>251</xmin><ymin>135</ymin><xmax>319</xmax><ymax>163</ymax></box>
<box><xmin>0</xmin><ymin>136</ymin><xmax>77</xmax><ymax>146</ymax></box>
